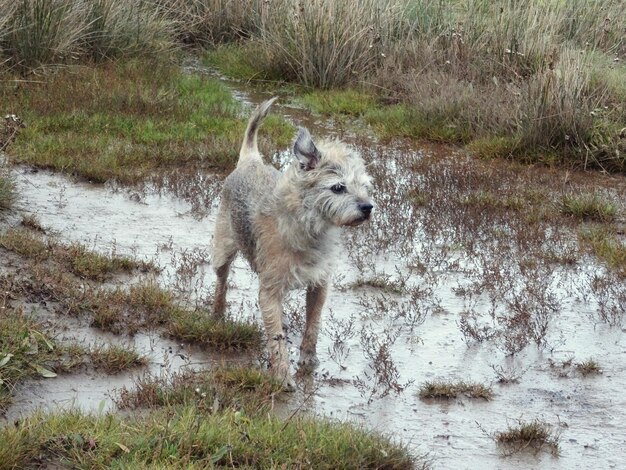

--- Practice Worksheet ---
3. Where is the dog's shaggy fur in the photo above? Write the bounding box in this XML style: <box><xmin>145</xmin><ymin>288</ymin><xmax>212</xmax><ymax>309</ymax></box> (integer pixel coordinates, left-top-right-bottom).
<box><xmin>212</xmin><ymin>98</ymin><xmax>373</xmax><ymax>390</ymax></box>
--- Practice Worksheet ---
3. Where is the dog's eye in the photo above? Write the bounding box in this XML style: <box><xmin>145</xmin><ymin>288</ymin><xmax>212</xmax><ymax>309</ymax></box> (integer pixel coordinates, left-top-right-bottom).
<box><xmin>330</xmin><ymin>184</ymin><xmax>346</xmax><ymax>194</ymax></box>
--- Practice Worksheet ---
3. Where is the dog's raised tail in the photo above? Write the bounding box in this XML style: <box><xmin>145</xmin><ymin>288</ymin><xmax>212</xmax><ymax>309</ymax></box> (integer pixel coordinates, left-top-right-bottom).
<box><xmin>238</xmin><ymin>97</ymin><xmax>278</xmax><ymax>165</ymax></box>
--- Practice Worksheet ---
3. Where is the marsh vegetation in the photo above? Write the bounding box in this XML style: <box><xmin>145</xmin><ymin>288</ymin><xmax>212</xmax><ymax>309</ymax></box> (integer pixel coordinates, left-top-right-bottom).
<box><xmin>1</xmin><ymin>0</ymin><xmax>625</xmax><ymax>468</ymax></box>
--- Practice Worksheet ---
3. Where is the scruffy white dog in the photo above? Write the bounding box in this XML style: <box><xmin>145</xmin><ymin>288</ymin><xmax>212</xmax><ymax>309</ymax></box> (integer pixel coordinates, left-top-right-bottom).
<box><xmin>212</xmin><ymin>98</ymin><xmax>373</xmax><ymax>390</ymax></box>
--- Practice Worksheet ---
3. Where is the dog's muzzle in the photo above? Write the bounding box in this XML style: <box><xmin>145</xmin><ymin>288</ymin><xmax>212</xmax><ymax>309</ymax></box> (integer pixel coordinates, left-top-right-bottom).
<box><xmin>346</xmin><ymin>202</ymin><xmax>373</xmax><ymax>226</ymax></box>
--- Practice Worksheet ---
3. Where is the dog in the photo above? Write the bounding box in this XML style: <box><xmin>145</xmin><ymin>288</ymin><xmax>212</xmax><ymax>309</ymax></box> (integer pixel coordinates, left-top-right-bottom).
<box><xmin>212</xmin><ymin>97</ymin><xmax>373</xmax><ymax>390</ymax></box>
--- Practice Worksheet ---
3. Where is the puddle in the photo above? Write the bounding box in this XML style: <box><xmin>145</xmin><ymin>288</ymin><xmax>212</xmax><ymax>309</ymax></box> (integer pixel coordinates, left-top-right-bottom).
<box><xmin>2</xmin><ymin>75</ymin><xmax>626</xmax><ymax>469</ymax></box>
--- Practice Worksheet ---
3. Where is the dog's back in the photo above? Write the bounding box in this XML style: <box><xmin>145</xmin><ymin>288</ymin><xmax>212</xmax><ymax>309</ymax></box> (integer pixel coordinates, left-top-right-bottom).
<box><xmin>219</xmin><ymin>98</ymin><xmax>280</xmax><ymax>269</ymax></box>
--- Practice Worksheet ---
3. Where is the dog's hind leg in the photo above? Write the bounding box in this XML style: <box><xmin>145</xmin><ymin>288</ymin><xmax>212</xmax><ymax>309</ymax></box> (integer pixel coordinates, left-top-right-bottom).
<box><xmin>212</xmin><ymin>202</ymin><xmax>238</xmax><ymax>318</ymax></box>
<box><xmin>298</xmin><ymin>283</ymin><xmax>328</xmax><ymax>370</ymax></box>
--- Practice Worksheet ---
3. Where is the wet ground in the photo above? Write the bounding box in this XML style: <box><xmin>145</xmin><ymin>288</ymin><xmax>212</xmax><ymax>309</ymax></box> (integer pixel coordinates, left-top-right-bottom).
<box><xmin>2</xmin><ymin>72</ymin><xmax>626</xmax><ymax>469</ymax></box>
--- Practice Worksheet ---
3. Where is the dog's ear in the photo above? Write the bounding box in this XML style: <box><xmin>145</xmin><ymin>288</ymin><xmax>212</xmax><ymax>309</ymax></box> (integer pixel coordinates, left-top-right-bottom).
<box><xmin>294</xmin><ymin>127</ymin><xmax>320</xmax><ymax>170</ymax></box>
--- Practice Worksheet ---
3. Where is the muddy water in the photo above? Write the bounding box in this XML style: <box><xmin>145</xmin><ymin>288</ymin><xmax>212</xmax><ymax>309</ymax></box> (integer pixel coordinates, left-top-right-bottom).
<box><xmin>4</xmin><ymin>78</ymin><xmax>626</xmax><ymax>469</ymax></box>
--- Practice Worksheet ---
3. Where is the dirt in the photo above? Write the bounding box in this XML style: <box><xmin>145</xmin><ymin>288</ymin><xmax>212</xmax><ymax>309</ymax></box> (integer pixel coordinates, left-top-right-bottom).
<box><xmin>1</xmin><ymin>70</ymin><xmax>626</xmax><ymax>469</ymax></box>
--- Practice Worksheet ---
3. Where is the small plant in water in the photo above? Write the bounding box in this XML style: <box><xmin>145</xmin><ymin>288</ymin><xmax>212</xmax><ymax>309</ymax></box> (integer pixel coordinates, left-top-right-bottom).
<box><xmin>560</xmin><ymin>192</ymin><xmax>617</xmax><ymax>222</ymax></box>
<box><xmin>575</xmin><ymin>358</ymin><xmax>602</xmax><ymax>376</ymax></box>
<box><xmin>495</xmin><ymin>419</ymin><xmax>560</xmax><ymax>456</ymax></box>
<box><xmin>419</xmin><ymin>380</ymin><xmax>494</xmax><ymax>400</ymax></box>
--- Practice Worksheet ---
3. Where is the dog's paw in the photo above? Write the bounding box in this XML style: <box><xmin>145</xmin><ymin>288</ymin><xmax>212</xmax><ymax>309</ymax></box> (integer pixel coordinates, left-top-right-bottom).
<box><xmin>271</xmin><ymin>361</ymin><xmax>297</xmax><ymax>392</ymax></box>
<box><xmin>281</xmin><ymin>375</ymin><xmax>297</xmax><ymax>392</ymax></box>
<box><xmin>297</xmin><ymin>352</ymin><xmax>320</xmax><ymax>372</ymax></box>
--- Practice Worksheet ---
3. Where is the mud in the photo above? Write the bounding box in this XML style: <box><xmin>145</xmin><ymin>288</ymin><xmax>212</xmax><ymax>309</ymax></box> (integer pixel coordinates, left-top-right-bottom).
<box><xmin>2</xmin><ymin>72</ymin><xmax>626</xmax><ymax>469</ymax></box>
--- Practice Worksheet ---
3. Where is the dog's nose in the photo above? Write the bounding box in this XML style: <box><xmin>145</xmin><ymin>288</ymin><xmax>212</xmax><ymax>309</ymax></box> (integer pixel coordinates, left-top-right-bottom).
<box><xmin>359</xmin><ymin>203</ymin><xmax>373</xmax><ymax>216</ymax></box>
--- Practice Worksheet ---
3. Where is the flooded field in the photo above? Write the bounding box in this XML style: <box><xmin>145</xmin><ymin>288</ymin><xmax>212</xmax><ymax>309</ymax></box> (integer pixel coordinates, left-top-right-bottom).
<box><xmin>2</xmin><ymin>78</ymin><xmax>626</xmax><ymax>469</ymax></box>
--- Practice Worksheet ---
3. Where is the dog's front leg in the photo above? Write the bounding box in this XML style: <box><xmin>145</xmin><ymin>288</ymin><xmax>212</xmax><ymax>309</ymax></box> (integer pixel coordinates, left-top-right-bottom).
<box><xmin>299</xmin><ymin>283</ymin><xmax>328</xmax><ymax>370</ymax></box>
<box><xmin>259</xmin><ymin>285</ymin><xmax>295</xmax><ymax>391</ymax></box>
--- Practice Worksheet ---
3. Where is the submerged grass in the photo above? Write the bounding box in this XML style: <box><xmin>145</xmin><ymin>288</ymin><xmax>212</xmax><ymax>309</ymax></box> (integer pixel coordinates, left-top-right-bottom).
<box><xmin>89</xmin><ymin>343</ymin><xmax>147</xmax><ymax>374</ymax></box>
<box><xmin>2</xmin><ymin>257</ymin><xmax>264</xmax><ymax>351</ymax></box>
<box><xmin>0</xmin><ymin>171</ymin><xmax>15</xmax><ymax>211</ymax></box>
<box><xmin>575</xmin><ymin>358</ymin><xmax>602</xmax><ymax>376</ymax></box>
<box><xmin>495</xmin><ymin>419</ymin><xmax>560</xmax><ymax>456</ymax></box>
<box><xmin>1</xmin><ymin>61</ymin><xmax>293</xmax><ymax>184</ymax></box>
<box><xmin>0</xmin><ymin>228</ymin><xmax>150</xmax><ymax>280</ymax></box>
<box><xmin>579</xmin><ymin>227</ymin><xmax>626</xmax><ymax>277</ymax></box>
<box><xmin>560</xmin><ymin>193</ymin><xmax>618</xmax><ymax>222</ymax></box>
<box><xmin>0</xmin><ymin>308</ymin><xmax>85</xmax><ymax>412</ymax></box>
<box><xmin>419</xmin><ymin>380</ymin><xmax>494</xmax><ymax>400</ymax></box>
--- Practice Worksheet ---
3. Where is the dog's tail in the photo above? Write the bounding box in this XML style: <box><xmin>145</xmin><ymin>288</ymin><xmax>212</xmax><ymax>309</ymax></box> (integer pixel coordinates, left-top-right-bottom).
<box><xmin>238</xmin><ymin>97</ymin><xmax>278</xmax><ymax>165</ymax></box>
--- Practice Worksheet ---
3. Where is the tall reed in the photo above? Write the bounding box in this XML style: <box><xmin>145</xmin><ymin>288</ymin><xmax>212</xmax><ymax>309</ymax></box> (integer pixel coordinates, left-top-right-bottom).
<box><xmin>257</xmin><ymin>0</ymin><xmax>410</xmax><ymax>88</ymax></box>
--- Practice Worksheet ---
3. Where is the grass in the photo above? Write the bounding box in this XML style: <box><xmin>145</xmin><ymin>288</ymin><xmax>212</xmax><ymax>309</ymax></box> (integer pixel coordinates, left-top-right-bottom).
<box><xmin>0</xmin><ymin>405</ymin><xmax>417</xmax><ymax>469</ymax></box>
<box><xmin>0</xmin><ymin>0</ymin><xmax>175</xmax><ymax>70</ymax></box>
<box><xmin>2</xmin><ymin>256</ymin><xmax>264</xmax><ymax>350</ymax></box>
<box><xmin>0</xmin><ymin>308</ymin><xmax>86</xmax><ymax>412</ymax></box>
<box><xmin>167</xmin><ymin>310</ymin><xmax>263</xmax><ymax>351</ymax></box>
<box><xmin>1</xmin><ymin>61</ymin><xmax>294</xmax><ymax>184</ymax></box>
<box><xmin>0</xmin><ymin>366</ymin><xmax>419</xmax><ymax>469</ymax></box>
<box><xmin>116</xmin><ymin>367</ymin><xmax>282</xmax><ymax>411</ymax></box>
<box><xmin>0</xmin><ymin>228</ymin><xmax>151</xmax><ymax>280</ymax></box>
<box><xmin>575</xmin><ymin>358</ymin><xmax>602</xmax><ymax>376</ymax></box>
<box><xmin>89</xmin><ymin>343</ymin><xmax>147</xmax><ymax>374</ymax></box>
<box><xmin>2</xmin><ymin>0</ymin><xmax>625</xmax><ymax>171</ymax></box>
<box><xmin>0</xmin><ymin>367</ymin><xmax>420</xmax><ymax>469</ymax></box>
<box><xmin>495</xmin><ymin>419</ymin><xmax>560</xmax><ymax>455</ymax></box>
<box><xmin>0</xmin><ymin>168</ymin><xmax>15</xmax><ymax>211</ymax></box>
<box><xmin>418</xmin><ymin>380</ymin><xmax>494</xmax><ymax>400</ymax></box>
<box><xmin>560</xmin><ymin>193</ymin><xmax>618</xmax><ymax>222</ymax></box>
<box><xmin>300</xmin><ymin>89</ymin><xmax>378</xmax><ymax>117</ymax></box>
<box><xmin>349</xmin><ymin>276</ymin><xmax>406</xmax><ymax>295</ymax></box>
<box><xmin>579</xmin><ymin>227</ymin><xmax>626</xmax><ymax>277</ymax></box>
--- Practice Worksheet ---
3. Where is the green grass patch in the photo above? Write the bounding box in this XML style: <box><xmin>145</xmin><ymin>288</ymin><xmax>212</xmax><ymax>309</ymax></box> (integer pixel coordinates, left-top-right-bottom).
<box><xmin>89</xmin><ymin>343</ymin><xmax>147</xmax><ymax>374</ymax></box>
<box><xmin>204</xmin><ymin>42</ymin><xmax>282</xmax><ymax>82</ymax></box>
<box><xmin>167</xmin><ymin>311</ymin><xmax>263</xmax><ymax>351</ymax></box>
<box><xmin>365</xmin><ymin>105</ymin><xmax>472</xmax><ymax>144</ymax></box>
<box><xmin>1</xmin><ymin>61</ymin><xmax>294</xmax><ymax>184</ymax></box>
<box><xmin>579</xmin><ymin>226</ymin><xmax>626</xmax><ymax>276</ymax></box>
<box><xmin>467</xmin><ymin>136</ymin><xmax>522</xmax><ymax>160</ymax></box>
<box><xmin>87</xmin><ymin>281</ymin><xmax>263</xmax><ymax>350</ymax></box>
<box><xmin>419</xmin><ymin>380</ymin><xmax>494</xmax><ymax>400</ymax></box>
<box><xmin>560</xmin><ymin>192</ymin><xmax>618</xmax><ymax>222</ymax></box>
<box><xmin>0</xmin><ymin>404</ymin><xmax>417</xmax><ymax>469</ymax></box>
<box><xmin>300</xmin><ymin>89</ymin><xmax>377</xmax><ymax>117</ymax></box>
<box><xmin>117</xmin><ymin>367</ymin><xmax>282</xmax><ymax>412</ymax></box>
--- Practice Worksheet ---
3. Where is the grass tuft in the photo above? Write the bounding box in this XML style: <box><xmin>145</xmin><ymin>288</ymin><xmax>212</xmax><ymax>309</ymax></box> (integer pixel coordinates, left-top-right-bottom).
<box><xmin>575</xmin><ymin>358</ymin><xmax>602</xmax><ymax>376</ymax></box>
<box><xmin>560</xmin><ymin>193</ymin><xmax>618</xmax><ymax>222</ymax></box>
<box><xmin>349</xmin><ymin>276</ymin><xmax>405</xmax><ymax>295</ymax></box>
<box><xmin>89</xmin><ymin>343</ymin><xmax>147</xmax><ymax>374</ymax></box>
<box><xmin>167</xmin><ymin>311</ymin><xmax>263</xmax><ymax>351</ymax></box>
<box><xmin>579</xmin><ymin>227</ymin><xmax>626</xmax><ymax>277</ymax></box>
<box><xmin>495</xmin><ymin>419</ymin><xmax>560</xmax><ymax>455</ymax></box>
<box><xmin>419</xmin><ymin>380</ymin><xmax>494</xmax><ymax>400</ymax></box>
<box><xmin>0</xmin><ymin>173</ymin><xmax>15</xmax><ymax>211</ymax></box>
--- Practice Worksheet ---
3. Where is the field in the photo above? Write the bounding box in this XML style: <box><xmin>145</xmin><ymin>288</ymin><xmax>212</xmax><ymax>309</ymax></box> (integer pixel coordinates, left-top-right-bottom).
<box><xmin>1</xmin><ymin>1</ymin><xmax>625</xmax><ymax>469</ymax></box>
